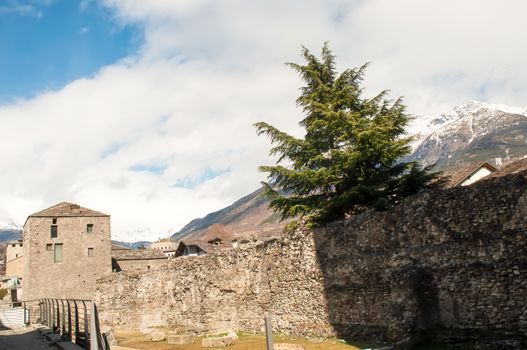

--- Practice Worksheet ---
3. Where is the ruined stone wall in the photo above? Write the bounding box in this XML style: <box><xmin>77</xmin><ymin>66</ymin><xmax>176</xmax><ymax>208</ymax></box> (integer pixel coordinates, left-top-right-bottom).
<box><xmin>97</xmin><ymin>227</ymin><xmax>331</xmax><ymax>336</ymax></box>
<box><xmin>95</xmin><ymin>171</ymin><xmax>527</xmax><ymax>347</ymax></box>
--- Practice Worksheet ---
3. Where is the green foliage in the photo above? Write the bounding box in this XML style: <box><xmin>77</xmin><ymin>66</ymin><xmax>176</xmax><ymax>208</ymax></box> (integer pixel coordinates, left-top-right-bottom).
<box><xmin>255</xmin><ymin>44</ymin><xmax>439</xmax><ymax>224</ymax></box>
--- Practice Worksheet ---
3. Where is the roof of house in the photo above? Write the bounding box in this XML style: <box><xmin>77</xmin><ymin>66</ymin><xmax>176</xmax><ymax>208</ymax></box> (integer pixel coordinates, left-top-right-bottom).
<box><xmin>29</xmin><ymin>202</ymin><xmax>109</xmax><ymax>218</ymax></box>
<box><xmin>112</xmin><ymin>249</ymin><xmax>167</xmax><ymax>261</ymax></box>
<box><xmin>174</xmin><ymin>236</ymin><xmax>235</xmax><ymax>256</ymax></box>
<box><xmin>153</xmin><ymin>237</ymin><xmax>175</xmax><ymax>243</ymax></box>
<box><xmin>176</xmin><ymin>239</ymin><xmax>212</xmax><ymax>254</ymax></box>
<box><xmin>445</xmin><ymin>161</ymin><xmax>497</xmax><ymax>187</ymax></box>
<box><xmin>6</xmin><ymin>239</ymin><xmax>23</xmax><ymax>245</ymax></box>
<box><xmin>111</xmin><ymin>244</ymin><xmax>131</xmax><ymax>251</ymax></box>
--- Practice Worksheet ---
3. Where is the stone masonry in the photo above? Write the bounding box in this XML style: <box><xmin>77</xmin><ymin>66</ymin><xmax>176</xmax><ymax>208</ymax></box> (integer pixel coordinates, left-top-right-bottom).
<box><xmin>95</xmin><ymin>171</ymin><xmax>527</xmax><ymax>348</ymax></box>
<box><xmin>23</xmin><ymin>203</ymin><xmax>112</xmax><ymax>300</ymax></box>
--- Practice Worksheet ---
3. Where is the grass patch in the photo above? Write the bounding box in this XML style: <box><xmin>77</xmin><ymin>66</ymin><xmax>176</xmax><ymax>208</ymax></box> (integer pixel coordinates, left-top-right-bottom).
<box><xmin>114</xmin><ymin>328</ymin><xmax>362</xmax><ymax>350</ymax></box>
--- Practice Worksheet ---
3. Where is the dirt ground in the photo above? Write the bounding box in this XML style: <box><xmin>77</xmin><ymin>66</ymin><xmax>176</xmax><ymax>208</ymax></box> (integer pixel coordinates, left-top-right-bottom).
<box><xmin>0</xmin><ymin>326</ymin><xmax>51</xmax><ymax>350</ymax></box>
<box><xmin>114</xmin><ymin>328</ymin><xmax>361</xmax><ymax>350</ymax></box>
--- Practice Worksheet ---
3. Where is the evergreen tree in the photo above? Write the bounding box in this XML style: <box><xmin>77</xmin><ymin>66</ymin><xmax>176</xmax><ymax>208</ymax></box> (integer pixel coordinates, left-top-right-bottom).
<box><xmin>255</xmin><ymin>44</ymin><xmax>438</xmax><ymax>223</ymax></box>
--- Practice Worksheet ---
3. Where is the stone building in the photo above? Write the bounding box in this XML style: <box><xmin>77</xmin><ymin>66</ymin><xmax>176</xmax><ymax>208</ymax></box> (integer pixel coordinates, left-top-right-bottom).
<box><xmin>150</xmin><ymin>238</ymin><xmax>179</xmax><ymax>257</ymax></box>
<box><xmin>6</xmin><ymin>240</ymin><xmax>23</xmax><ymax>262</ymax></box>
<box><xmin>111</xmin><ymin>247</ymin><xmax>167</xmax><ymax>271</ymax></box>
<box><xmin>22</xmin><ymin>202</ymin><xmax>112</xmax><ymax>301</ymax></box>
<box><xmin>3</xmin><ymin>240</ymin><xmax>24</xmax><ymax>301</ymax></box>
<box><xmin>5</xmin><ymin>239</ymin><xmax>24</xmax><ymax>278</ymax></box>
<box><xmin>174</xmin><ymin>236</ymin><xmax>232</xmax><ymax>257</ymax></box>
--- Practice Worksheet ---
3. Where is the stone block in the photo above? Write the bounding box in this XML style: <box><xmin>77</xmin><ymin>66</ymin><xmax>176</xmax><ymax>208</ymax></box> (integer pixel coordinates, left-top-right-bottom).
<box><xmin>146</xmin><ymin>331</ymin><xmax>165</xmax><ymax>342</ymax></box>
<box><xmin>167</xmin><ymin>334</ymin><xmax>194</xmax><ymax>344</ymax></box>
<box><xmin>202</xmin><ymin>335</ymin><xmax>234</xmax><ymax>347</ymax></box>
<box><xmin>274</xmin><ymin>344</ymin><xmax>305</xmax><ymax>350</ymax></box>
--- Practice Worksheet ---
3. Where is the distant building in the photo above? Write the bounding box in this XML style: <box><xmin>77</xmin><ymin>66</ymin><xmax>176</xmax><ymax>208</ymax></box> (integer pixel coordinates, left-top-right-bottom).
<box><xmin>111</xmin><ymin>245</ymin><xmax>167</xmax><ymax>271</ymax></box>
<box><xmin>6</xmin><ymin>240</ymin><xmax>23</xmax><ymax>262</ymax></box>
<box><xmin>22</xmin><ymin>202</ymin><xmax>112</xmax><ymax>301</ymax></box>
<box><xmin>175</xmin><ymin>240</ymin><xmax>209</xmax><ymax>257</ymax></box>
<box><xmin>5</xmin><ymin>240</ymin><xmax>24</xmax><ymax>278</ymax></box>
<box><xmin>150</xmin><ymin>238</ymin><xmax>179</xmax><ymax>257</ymax></box>
<box><xmin>174</xmin><ymin>236</ymin><xmax>232</xmax><ymax>257</ymax></box>
<box><xmin>2</xmin><ymin>240</ymin><xmax>24</xmax><ymax>301</ymax></box>
<box><xmin>448</xmin><ymin>162</ymin><xmax>497</xmax><ymax>187</ymax></box>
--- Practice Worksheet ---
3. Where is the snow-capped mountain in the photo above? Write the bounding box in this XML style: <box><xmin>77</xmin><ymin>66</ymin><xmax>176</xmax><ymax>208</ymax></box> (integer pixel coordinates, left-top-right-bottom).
<box><xmin>0</xmin><ymin>223</ymin><xmax>22</xmax><ymax>231</ymax></box>
<box><xmin>408</xmin><ymin>101</ymin><xmax>527</xmax><ymax>171</ymax></box>
<box><xmin>0</xmin><ymin>223</ymin><xmax>22</xmax><ymax>242</ymax></box>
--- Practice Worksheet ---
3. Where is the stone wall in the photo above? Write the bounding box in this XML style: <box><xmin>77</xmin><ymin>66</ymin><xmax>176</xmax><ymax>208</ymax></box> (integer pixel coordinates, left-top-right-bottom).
<box><xmin>315</xmin><ymin>172</ymin><xmax>527</xmax><ymax>347</ymax></box>
<box><xmin>95</xmin><ymin>171</ymin><xmax>527</xmax><ymax>348</ymax></box>
<box><xmin>112</xmin><ymin>258</ymin><xmax>168</xmax><ymax>272</ymax></box>
<box><xmin>97</xmin><ymin>227</ymin><xmax>330</xmax><ymax>336</ymax></box>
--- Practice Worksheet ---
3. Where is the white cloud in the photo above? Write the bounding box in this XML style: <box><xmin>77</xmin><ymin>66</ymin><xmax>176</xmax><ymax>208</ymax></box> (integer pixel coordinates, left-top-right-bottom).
<box><xmin>0</xmin><ymin>0</ymin><xmax>42</xmax><ymax>17</ymax></box>
<box><xmin>1</xmin><ymin>0</ymin><xmax>527</xmax><ymax>241</ymax></box>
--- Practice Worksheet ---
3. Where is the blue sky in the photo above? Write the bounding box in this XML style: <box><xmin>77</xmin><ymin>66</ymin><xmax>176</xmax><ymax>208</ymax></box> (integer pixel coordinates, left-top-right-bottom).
<box><xmin>0</xmin><ymin>0</ymin><xmax>526</xmax><ymax>241</ymax></box>
<box><xmin>0</xmin><ymin>0</ymin><xmax>142</xmax><ymax>102</ymax></box>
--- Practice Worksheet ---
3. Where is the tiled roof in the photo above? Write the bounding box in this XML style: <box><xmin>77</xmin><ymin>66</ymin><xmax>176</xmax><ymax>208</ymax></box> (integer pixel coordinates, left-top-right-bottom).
<box><xmin>112</xmin><ymin>249</ymin><xmax>167</xmax><ymax>261</ymax></box>
<box><xmin>111</xmin><ymin>244</ymin><xmax>130</xmax><ymax>251</ymax></box>
<box><xmin>175</xmin><ymin>237</ymin><xmax>234</xmax><ymax>256</ymax></box>
<box><xmin>180</xmin><ymin>239</ymin><xmax>213</xmax><ymax>253</ymax></box>
<box><xmin>29</xmin><ymin>202</ymin><xmax>109</xmax><ymax>217</ymax></box>
<box><xmin>154</xmin><ymin>237</ymin><xmax>175</xmax><ymax>242</ymax></box>
<box><xmin>444</xmin><ymin>162</ymin><xmax>497</xmax><ymax>187</ymax></box>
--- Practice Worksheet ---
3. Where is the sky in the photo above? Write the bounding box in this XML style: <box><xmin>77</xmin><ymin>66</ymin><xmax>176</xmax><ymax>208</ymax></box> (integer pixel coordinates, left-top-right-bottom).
<box><xmin>1</xmin><ymin>0</ymin><xmax>526</xmax><ymax>241</ymax></box>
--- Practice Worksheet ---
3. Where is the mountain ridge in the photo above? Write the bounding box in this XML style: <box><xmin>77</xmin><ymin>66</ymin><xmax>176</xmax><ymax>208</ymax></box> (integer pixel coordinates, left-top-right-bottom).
<box><xmin>407</xmin><ymin>101</ymin><xmax>527</xmax><ymax>171</ymax></box>
<box><xmin>2</xmin><ymin>101</ymin><xmax>525</xmax><ymax>246</ymax></box>
<box><xmin>171</xmin><ymin>187</ymin><xmax>284</xmax><ymax>242</ymax></box>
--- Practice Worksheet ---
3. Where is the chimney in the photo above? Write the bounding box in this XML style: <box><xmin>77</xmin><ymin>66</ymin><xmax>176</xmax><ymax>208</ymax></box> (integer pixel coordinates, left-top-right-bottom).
<box><xmin>70</xmin><ymin>204</ymin><xmax>81</xmax><ymax>214</ymax></box>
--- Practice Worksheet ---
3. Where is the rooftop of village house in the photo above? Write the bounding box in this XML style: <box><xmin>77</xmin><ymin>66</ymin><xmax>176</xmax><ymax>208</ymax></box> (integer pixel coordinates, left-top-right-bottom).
<box><xmin>28</xmin><ymin>202</ymin><xmax>109</xmax><ymax>218</ymax></box>
<box><xmin>111</xmin><ymin>248</ymin><xmax>167</xmax><ymax>261</ymax></box>
<box><xmin>443</xmin><ymin>161</ymin><xmax>497</xmax><ymax>187</ymax></box>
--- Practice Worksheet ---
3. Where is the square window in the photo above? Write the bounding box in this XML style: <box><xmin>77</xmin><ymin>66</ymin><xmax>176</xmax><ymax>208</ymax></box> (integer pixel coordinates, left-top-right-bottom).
<box><xmin>87</xmin><ymin>248</ymin><xmax>94</xmax><ymax>257</ymax></box>
<box><xmin>50</xmin><ymin>225</ymin><xmax>58</xmax><ymax>238</ymax></box>
<box><xmin>87</xmin><ymin>224</ymin><xmax>93</xmax><ymax>233</ymax></box>
<box><xmin>54</xmin><ymin>243</ymin><xmax>63</xmax><ymax>263</ymax></box>
<box><xmin>46</xmin><ymin>244</ymin><xmax>53</xmax><ymax>251</ymax></box>
<box><xmin>52</xmin><ymin>218</ymin><xmax>57</xmax><ymax>225</ymax></box>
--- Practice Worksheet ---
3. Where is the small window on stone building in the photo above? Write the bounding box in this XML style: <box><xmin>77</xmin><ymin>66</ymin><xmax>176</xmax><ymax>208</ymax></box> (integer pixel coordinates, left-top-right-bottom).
<box><xmin>87</xmin><ymin>248</ymin><xmax>94</xmax><ymax>257</ymax></box>
<box><xmin>52</xmin><ymin>218</ymin><xmax>57</xmax><ymax>224</ymax></box>
<box><xmin>51</xmin><ymin>225</ymin><xmax>58</xmax><ymax>238</ymax></box>
<box><xmin>87</xmin><ymin>224</ymin><xmax>93</xmax><ymax>233</ymax></box>
<box><xmin>54</xmin><ymin>243</ymin><xmax>63</xmax><ymax>263</ymax></box>
<box><xmin>46</xmin><ymin>244</ymin><xmax>53</xmax><ymax>251</ymax></box>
